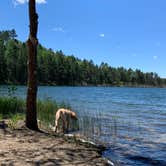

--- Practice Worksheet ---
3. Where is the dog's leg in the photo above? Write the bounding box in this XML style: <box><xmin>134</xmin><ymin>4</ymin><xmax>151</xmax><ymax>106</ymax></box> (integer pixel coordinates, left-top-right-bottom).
<box><xmin>66</xmin><ymin>121</ymin><xmax>69</xmax><ymax>133</ymax></box>
<box><xmin>66</xmin><ymin>115</ymin><xmax>70</xmax><ymax>133</ymax></box>
<box><xmin>55</xmin><ymin>119</ymin><xmax>58</xmax><ymax>132</ymax></box>
<box><xmin>62</xmin><ymin>119</ymin><xmax>66</xmax><ymax>133</ymax></box>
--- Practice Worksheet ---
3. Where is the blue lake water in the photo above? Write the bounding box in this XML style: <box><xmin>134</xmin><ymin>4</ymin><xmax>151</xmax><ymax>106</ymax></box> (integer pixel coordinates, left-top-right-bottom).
<box><xmin>0</xmin><ymin>86</ymin><xmax>166</xmax><ymax>166</ymax></box>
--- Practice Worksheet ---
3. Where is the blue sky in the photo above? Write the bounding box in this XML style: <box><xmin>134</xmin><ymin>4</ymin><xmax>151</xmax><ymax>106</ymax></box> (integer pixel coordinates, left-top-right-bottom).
<box><xmin>1</xmin><ymin>0</ymin><xmax>166</xmax><ymax>78</ymax></box>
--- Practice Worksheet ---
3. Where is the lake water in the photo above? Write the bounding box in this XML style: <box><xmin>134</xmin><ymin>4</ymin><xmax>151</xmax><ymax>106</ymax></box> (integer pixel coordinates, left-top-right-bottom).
<box><xmin>0</xmin><ymin>86</ymin><xmax>166</xmax><ymax>166</ymax></box>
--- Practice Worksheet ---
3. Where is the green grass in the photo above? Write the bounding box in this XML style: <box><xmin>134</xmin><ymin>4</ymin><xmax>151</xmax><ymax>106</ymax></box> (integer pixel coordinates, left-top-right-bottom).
<box><xmin>0</xmin><ymin>96</ymin><xmax>25</xmax><ymax>118</ymax></box>
<box><xmin>0</xmin><ymin>96</ymin><xmax>73</xmax><ymax>128</ymax></box>
<box><xmin>0</xmin><ymin>114</ymin><xmax>3</xmax><ymax>120</ymax></box>
<box><xmin>37</xmin><ymin>98</ymin><xmax>72</xmax><ymax>126</ymax></box>
<box><xmin>7</xmin><ymin>113</ymin><xmax>25</xmax><ymax>129</ymax></box>
<box><xmin>0</xmin><ymin>96</ymin><xmax>115</xmax><ymax>139</ymax></box>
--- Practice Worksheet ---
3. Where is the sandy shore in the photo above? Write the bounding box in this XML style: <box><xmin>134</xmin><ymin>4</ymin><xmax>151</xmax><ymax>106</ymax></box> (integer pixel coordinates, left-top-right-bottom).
<box><xmin>0</xmin><ymin>120</ymin><xmax>110</xmax><ymax>166</ymax></box>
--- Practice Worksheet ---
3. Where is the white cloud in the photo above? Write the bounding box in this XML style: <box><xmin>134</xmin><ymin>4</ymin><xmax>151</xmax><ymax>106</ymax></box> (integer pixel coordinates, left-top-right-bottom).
<box><xmin>52</xmin><ymin>27</ymin><xmax>65</xmax><ymax>33</ymax></box>
<box><xmin>15</xmin><ymin>0</ymin><xmax>26</xmax><ymax>4</ymax></box>
<box><xmin>99</xmin><ymin>34</ymin><xmax>105</xmax><ymax>37</ymax></box>
<box><xmin>13</xmin><ymin>0</ymin><xmax>47</xmax><ymax>5</ymax></box>
<box><xmin>35</xmin><ymin>0</ymin><xmax>46</xmax><ymax>4</ymax></box>
<box><xmin>153</xmin><ymin>56</ymin><xmax>158</xmax><ymax>60</ymax></box>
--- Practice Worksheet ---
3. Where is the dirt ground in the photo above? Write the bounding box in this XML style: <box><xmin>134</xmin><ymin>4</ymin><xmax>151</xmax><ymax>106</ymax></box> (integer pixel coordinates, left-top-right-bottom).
<box><xmin>0</xmin><ymin>120</ymin><xmax>109</xmax><ymax>166</ymax></box>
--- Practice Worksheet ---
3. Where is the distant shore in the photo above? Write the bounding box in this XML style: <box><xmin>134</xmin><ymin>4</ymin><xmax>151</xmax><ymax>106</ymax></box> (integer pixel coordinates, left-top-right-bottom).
<box><xmin>1</xmin><ymin>83</ymin><xmax>166</xmax><ymax>88</ymax></box>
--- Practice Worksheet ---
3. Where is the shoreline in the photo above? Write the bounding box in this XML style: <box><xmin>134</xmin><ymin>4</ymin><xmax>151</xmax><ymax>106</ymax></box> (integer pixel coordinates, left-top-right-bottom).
<box><xmin>1</xmin><ymin>84</ymin><xmax>166</xmax><ymax>89</ymax></box>
<box><xmin>0</xmin><ymin>120</ymin><xmax>112</xmax><ymax>166</ymax></box>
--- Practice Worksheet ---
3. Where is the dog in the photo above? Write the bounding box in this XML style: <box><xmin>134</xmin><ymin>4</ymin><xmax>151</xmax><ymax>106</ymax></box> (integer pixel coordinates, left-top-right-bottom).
<box><xmin>55</xmin><ymin>108</ymin><xmax>78</xmax><ymax>133</ymax></box>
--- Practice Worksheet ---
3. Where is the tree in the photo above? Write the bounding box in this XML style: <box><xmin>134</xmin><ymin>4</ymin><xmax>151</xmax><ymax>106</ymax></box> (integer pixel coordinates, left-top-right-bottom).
<box><xmin>1</xmin><ymin>28</ymin><xmax>166</xmax><ymax>87</ymax></box>
<box><xmin>0</xmin><ymin>39</ymin><xmax>6</xmax><ymax>83</ymax></box>
<box><xmin>9</xmin><ymin>29</ymin><xmax>17</xmax><ymax>39</ymax></box>
<box><xmin>17</xmin><ymin>42</ymin><xmax>28</xmax><ymax>84</ymax></box>
<box><xmin>5</xmin><ymin>40</ymin><xmax>19</xmax><ymax>83</ymax></box>
<box><xmin>26</xmin><ymin>0</ymin><xmax>38</xmax><ymax>130</ymax></box>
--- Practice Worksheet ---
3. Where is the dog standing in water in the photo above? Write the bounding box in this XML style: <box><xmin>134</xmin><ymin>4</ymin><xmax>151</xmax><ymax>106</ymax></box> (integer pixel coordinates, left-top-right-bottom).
<box><xmin>55</xmin><ymin>108</ymin><xmax>78</xmax><ymax>133</ymax></box>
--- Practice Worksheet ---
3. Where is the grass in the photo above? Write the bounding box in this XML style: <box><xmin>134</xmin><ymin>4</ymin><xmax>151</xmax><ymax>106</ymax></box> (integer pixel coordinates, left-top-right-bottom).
<box><xmin>0</xmin><ymin>114</ymin><xmax>3</xmax><ymax>120</ymax></box>
<box><xmin>37</xmin><ymin>98</ymin><xmax>72</xmax><ymax>127</ymax></box>
<box><xmin>0</xmin><ymin>96</ymin><xmax>74</xmax><ymax>129</ymax></box>
<box><xmin>0</xmin><ymin>96</ymin><xmax>119</xmax><ymax>145</ymax></box>
<box><xmin>7</xmin><ymin>113</ymin><xmax>25</xmax><ymax>129</ymax></box>
<box><xmin>0</xmin><ymin>96</ymin><xmax>107</xmax><ymax>139</ymax></box>
<box><xmin>0</xmin><ymin>97</ymin><xmax>25</xmax><ymax>118</ymax></box>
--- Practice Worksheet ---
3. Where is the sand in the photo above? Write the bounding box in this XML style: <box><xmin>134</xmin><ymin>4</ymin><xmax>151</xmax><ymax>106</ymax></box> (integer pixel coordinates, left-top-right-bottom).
<box><xmin>0</xmin><ymin>120</ymin><xmax>109</xmax><ymax>166</ymax></box>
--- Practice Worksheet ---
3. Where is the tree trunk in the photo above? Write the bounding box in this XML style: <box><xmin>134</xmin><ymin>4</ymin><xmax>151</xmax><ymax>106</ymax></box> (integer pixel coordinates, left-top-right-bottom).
<box><xmin>26</xmin><ymin>0</ymin><xmax>38</xmax><ymax>130</ymax></box>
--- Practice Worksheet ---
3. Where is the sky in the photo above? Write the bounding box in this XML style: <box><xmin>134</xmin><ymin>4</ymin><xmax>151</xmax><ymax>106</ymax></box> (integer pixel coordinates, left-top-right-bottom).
<box><xmin>0</xmin><ymin>0</ymin><xmax>166</xmax><ymax>78</ymax></box>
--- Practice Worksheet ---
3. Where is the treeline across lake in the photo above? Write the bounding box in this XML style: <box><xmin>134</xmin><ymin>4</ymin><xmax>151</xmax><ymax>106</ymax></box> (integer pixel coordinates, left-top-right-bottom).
<box><xmin>0</xmin><ymin>29</ymin><xmax>166</xmax><ymax>87</ymax></box>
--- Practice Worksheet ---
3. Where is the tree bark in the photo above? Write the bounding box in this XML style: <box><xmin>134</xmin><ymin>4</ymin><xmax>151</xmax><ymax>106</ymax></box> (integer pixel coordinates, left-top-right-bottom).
<box><xmin>26</xmin><ymin>0</ymin><xmax>38</xmax><ymax>130</ymax></box>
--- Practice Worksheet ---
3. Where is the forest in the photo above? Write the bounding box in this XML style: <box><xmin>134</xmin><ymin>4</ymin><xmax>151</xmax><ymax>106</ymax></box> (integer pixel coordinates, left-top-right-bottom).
<box><xmin>0</xmin><ymin>29</ymin><xmax>166</xmax><ymax>87</ymax></box>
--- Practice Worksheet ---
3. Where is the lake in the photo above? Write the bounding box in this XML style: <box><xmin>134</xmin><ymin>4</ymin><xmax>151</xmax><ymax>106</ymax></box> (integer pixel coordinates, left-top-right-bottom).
<box><xmin>0</xmin><ymin>86</ymin><xmax>166</xmax><ymax>166</ymax></box>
